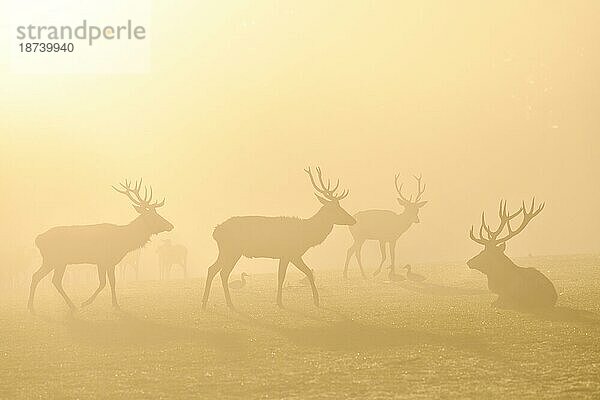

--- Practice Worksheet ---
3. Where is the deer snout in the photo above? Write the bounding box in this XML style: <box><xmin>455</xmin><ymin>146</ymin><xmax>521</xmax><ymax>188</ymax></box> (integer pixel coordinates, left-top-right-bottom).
<box><xmin>466</xmin><ymin>257</ymin><xmax>477</xmax><ymax>269</ymax></box>
<box><xmin>166</xmin><ymin>222</ymin><xmax>174</xmax><ymax>231</ymax></box>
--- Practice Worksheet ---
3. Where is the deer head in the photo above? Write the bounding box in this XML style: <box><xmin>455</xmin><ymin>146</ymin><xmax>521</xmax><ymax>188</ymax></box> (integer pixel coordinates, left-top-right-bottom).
<box><xmin>113</xmin><ymin>179</ymin><xmax>174</xmax><ymax>234</ymax></box>
<box><xmin>468</xmin><ymin>199</ymin><xmax>544</xmax><ymax>273</ymax></box>
<box><xmin>395</xmin><ymin>174</ymin><xmax>427</xmax><ymax>223</ymax></box>
<box><xmin>305</xmin><ymin>167</ymin><xmax>356</xmax><ymax>225</ymax></box>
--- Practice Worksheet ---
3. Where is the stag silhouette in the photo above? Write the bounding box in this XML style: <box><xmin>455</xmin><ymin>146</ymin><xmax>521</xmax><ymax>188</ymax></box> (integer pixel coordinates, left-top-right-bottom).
<box><xmin>201</xmin><ymin>167</ymin><xmax>355</xmax><ymax>309</ymax></box>
<box><xmin>344</xmin><ymin>174</ymin><xmax>427</xmax><ymax>279</ymax></box>
<box><xmin>468</xmin><ymin>199</ymin><xmax>557</xmax><ymax>309</ymax></box>
<box><xmin>156</xmin><ymin>239</ymin><xmax>188</xmax><ymax>280</ymax></box>
<box><xmin>28</xmin><ymin>179</ymin><xmax>173</xmax><ymax>314</ymax></box>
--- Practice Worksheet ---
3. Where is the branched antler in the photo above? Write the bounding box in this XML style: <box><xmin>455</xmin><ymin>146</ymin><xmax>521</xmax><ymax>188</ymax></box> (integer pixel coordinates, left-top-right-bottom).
<box><xmin>395</xmin><ymin>174</ymin><xmax>426</xmax><ymax>206</ymax></box>
<box><xmin>304</xmin><ymin>167</ymin><xmax>349</xmax><ymax>201</ymax></box>
<box><xmin>470</xmin><ymin>198</ymin><xmax>544</xmax><ymax>245</ymax></box>
<box><xmin>113</xmin><ymin>179</ymin><xmax>165</xmax><ymax>209</ymax></box>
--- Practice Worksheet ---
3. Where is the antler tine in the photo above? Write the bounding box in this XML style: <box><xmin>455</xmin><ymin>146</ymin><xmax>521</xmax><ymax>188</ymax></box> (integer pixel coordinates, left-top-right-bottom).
<box><xmin>305</xmin><ymin>166</ymin><xmax>348</xmax><ymax>201</ymax></box>
<box><xmin>113</xmin><ymin>179</ymin><xmax>144</xmax><ymax>206</ymax></box>
<box><xmin>470</xmin><ymin>226</ymin><xmax>487</xmax><ymax>245</ymax></box>
<box><xmin>481</xmin><ymin>212</ymin><xmax>495</xmax><ymax>240</ymax></box>
<box><xmin>414</xmin><ymin>174</ymin><xmax>426</xmax><ymax>202</ymax></box>
<box><xmin>315</xmin><ymin>167</ymin><xmax>332</xmax><ymax>195</ymax></box>
<box><xmin>495</xmin><ymin>197</ymin><xmax>544</xmax><ymax>244</ymax></box>
<box><xmin>395</xmin><ymin>174</ymin><xmax>412</xmax><ymax>205</ymax></box>
<box><xmin>113</xmin><ymin>178</ymin><xmax>165</xmax><ymax>208</ymax></box>
<box><xmin>305</xmin><ymin>167</ymin><xmax>328</xmax><ymax>197</ymax></box>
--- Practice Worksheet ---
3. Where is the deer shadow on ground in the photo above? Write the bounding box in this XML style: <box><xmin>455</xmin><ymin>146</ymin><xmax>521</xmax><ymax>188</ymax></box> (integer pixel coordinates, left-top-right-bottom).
<box><xmin>397</xmin><ymin>281</ymin><xmax>489</xmax><ymax>296</ymax></box>
<box><xmin>40</xmin><ymin>310</ymin><xmax>246</xmax><ymax>352</ymax></box>
<box><xmin>219</xmin><ymin>307</ymin><xmax>499</xmax><ymax>360</ymax></box>
<box><xmin>521</xmin><ymin>306</ymin><xmax>600</xmax><ymax>326</ymax></box>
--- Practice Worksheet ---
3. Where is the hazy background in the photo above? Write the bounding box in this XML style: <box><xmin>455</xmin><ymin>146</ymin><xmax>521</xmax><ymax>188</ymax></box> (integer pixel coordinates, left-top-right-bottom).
<box><xmin>1</xmin><ymin>1</ymin><xmax>598</xmax><ymax>276</ymax></box>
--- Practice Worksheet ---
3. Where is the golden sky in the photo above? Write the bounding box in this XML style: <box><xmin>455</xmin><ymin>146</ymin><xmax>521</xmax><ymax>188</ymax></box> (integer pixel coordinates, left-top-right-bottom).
<box><xmin>1</xmin><ymin>1</ymin><xmax>599</xmax><ymax>271</ymax></box>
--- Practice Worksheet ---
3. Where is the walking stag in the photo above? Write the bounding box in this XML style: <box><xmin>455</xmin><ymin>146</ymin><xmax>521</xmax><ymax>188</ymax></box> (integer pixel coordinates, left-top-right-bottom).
<box><xmin>202</xmin><ymin>167</ymin><xmax>356</xmax><ymax>309</ymax></box>
<box><xmin>344</xmin><ymin>174</ymin><xmax>427</xmax><ymax>279</ymax></box>
<box><xmin>28</xmin><ymin>179</ymin><xmax>173</xmax><ymax>313</ymax></box>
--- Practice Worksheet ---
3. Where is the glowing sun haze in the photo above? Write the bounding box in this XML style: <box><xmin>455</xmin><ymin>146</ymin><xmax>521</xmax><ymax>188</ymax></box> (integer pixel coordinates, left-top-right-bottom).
<box><xmin>1</xmin><ymin>1</ymin><xmax>598</xmax><ymax>271</ymax></box>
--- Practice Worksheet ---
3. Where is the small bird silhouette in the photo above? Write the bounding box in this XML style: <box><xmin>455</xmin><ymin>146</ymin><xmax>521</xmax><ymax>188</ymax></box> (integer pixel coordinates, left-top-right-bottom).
<box><xmin>404</xmin><ymin>264</ymin><xmax>426</xmax><ymax>283</ymax></box>
<box><xmin>387</xmin><ymin>265</ymin><xmax>406</xmax><ymax>282</ymax></box>
<box><xmin>229</xmin><ymin>272</ymin><xmax>249</xmax><ymax>289</ymax></box>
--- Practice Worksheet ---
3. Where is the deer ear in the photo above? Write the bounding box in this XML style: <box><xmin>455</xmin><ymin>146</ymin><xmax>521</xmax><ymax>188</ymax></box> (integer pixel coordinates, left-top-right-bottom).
<box><xmin>133</xmin><ymin>205</ymin><xmax>145</xmax><ymax>214</ymax></box>
<box><xmin>497</xmin><ymin>242</ymin><xmax>506</xmax><ymax>252</ymax></box>
<box><xmin>416</xmin><ymin>200</ymin><xmax>428</xmax><ymax>208</ymax></box>
<box><xmin>315</xmin><ymin>194</ymin><xmax>330</xmax><ymax>205</ymax></box>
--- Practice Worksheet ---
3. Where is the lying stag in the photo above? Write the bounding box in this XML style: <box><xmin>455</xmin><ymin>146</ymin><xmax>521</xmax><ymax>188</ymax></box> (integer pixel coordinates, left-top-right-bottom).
<box><xmin>468</xmin><ymin>199</ymin><xmax>557</xmax><ymax>309</ymax></box>
<box><xmin>28</xmin><ymin>179</ymin><xmax>173</xmax><ymax>313</ymax></box>
<box><xmin>202</xmin><ymin>167</ymin><xmax>355</xmax><ymax>309</ymax></box>
<box><xmin>344</xmin><ymin>174</ymin><xmax>427</xmax><ymax>279</ymax></box>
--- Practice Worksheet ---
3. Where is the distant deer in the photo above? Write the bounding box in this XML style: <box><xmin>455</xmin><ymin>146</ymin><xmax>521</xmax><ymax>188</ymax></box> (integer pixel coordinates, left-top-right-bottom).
<box><xmin>201</xmin><ymin>167</ymin><xmax>355</xmax><ymax>309</ymax></box>
<box><xmin>28</xmin><ymin>179</ymin><xmax>173</xmax><ymax>313</ymax></box>
<box><xmin>156</xmin><ymin>239</ymin><xmax>188</xmax><ymax>280</ymax></box>
<box><xmin>468</xmin><ymin>199</ymin><xmax>557</xmax><ymax>309</ymax></box>
<box><xmin>344</xmin><ymin>174</ymin><xmax>427</xmax><ymax>279</ymax></box>
<box><xmin>118</xmin><ymin>248</ymin><xmax>142</xmax><ymax>281</ymax></box>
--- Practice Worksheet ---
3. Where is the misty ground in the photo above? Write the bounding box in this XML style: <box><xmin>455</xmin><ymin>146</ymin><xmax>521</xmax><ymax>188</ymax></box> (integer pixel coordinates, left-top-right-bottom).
<box><xmin>1</xmin><ymin>256</ymin><xmax>599</xmax><ymax>399</ymax></box>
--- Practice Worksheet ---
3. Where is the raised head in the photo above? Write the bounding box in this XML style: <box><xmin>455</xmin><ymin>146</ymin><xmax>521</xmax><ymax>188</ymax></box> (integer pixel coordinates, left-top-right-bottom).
<box><xmin>113</xmin><ymin>179</ymin><xmax>174</xmax><ymax>234</ymax></box>
<box><xmin>395</xmin><ymin>174</ymin><xmax>427</xmax><ymax>223</ymax></box>
<box><xmin>305</xmin><ymin>166</ymin><xmax>356</xmax><ymax>225</ymax></box>
<box><xmin>468</xmin><ymin>199</ymin><xmax>544</xmax><ymax>272</ymax></box>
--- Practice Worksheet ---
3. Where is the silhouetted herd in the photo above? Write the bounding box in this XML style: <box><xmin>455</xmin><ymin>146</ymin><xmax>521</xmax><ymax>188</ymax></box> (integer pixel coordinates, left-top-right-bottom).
<box><xmin>24</xmin><ymin>168</ymin><xmax>557</xmax><ymax>315</ymax></box>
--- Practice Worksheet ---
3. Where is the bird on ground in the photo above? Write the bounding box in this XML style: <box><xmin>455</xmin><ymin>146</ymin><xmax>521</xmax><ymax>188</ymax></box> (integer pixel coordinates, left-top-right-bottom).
<box><xmin>229</xmin><ymin>272</ymin><xmax>249</xmax><ymax>289</ymax></box>
<box><xmin>387</xmin><ymin>265</ymin><xmax>406</xmax><ymax>282</ymax></box>
<box><xmin>404</xmin><ymin>264</ymin><xmax>426</xmax><ymax>283</ymax></box>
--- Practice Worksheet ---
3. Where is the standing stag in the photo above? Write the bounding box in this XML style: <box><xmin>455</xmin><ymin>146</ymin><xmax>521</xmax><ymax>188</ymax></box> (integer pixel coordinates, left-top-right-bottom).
<box><xmin>468</xmin><ymin>199</ymin><xmax>557</xmax><ymax>309</ymax></box>
<box><xmin>344</xmin><ymin>174</ymin><xmax>427</xmax><ymax>279</ymax></box>
<box><xmin>28</xmin><ymin>179</ymin><xmax>173</xmax><ymax>313</ymax></box>
<box><xmin>202</xmin><ymin>167</ymin><xmax>355</xmax><ymax>309</ymax></box>
<box><xmin>156</xmin><ymin>239</ymin><xmax>188</xmax><ymax>280</ymax></box>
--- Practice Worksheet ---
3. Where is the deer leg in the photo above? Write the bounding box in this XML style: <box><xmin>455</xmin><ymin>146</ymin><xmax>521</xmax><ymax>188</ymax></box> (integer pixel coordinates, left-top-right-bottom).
<box><xmin>373</xmin><ymin>241</ymin><xmax>387</xmax><ymax>277</ymax></box>
<box><xmin>52</xmin><ymin>265</ymin><xmax>76</xmax><ymax>312</ymax></box>
<box><xmin>343</xmin><ymin>244</ymin><xmax>356</xmax><ymax>279</ymax></box>
<box><xmin>390</xmin><ymin>240</ymin><xmax>397</xmax><ymax>271</ymax></box>
<box><xmin>107</xmin><ymin>265</ymin><xmax>119</xmax><ymax>309</ymax></box>
<box><xmin>291</xmin><ymin>257</ymin><xmax>319</xmax><ymax>307</ymax></box>
<box><xmin>277</xmin><ymin>258</ymin><xmax>290</xmax><ymax>307</ymax></box>
<box><xmin>354</xmin><ymin>241</ymin><xmax>367</xmax><ymax>279</ymax></box>
<box><xmin>28</xmin><ymin>262</ymin><xmax>53</xmax><ymax>314</ymax></box>
<box><xmin>201</xmin><ymin>260</ymin><xmax>220</xmax><ymax>309</ymax></box>
<box><xmin>82</xmin><ymin>265</ymin><xmax>107</xmax><ymax>307</ymax></box>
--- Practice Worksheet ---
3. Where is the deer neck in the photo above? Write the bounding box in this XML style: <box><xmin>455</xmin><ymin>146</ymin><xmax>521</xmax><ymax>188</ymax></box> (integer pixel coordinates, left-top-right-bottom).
<box><xmin>119</xmin><ymin>216</ymin><xmax>153</xmax><ymax>253</ymax></box>
<box><xmin>304</xmin><ymin>207</ymin><xmax>335</xmax><ymax>247</ymax></box>
<box><xmin>395</xmin><ymin>211</ymin><xmax>415</xmax><ymax>232</ymax></box>
<box><xmin>485</xmin><ymin>254</ymin><xmax>519</xmax><ymax>280</ymax></box>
